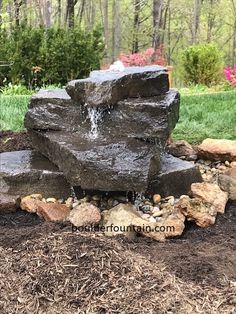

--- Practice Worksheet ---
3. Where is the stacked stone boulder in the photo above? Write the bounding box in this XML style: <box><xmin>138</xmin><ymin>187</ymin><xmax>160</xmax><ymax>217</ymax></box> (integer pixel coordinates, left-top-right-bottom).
<box><xmin>24</xmin><ymin>65</ymin><xmax>202</xmax><ymax>196</ymax></box>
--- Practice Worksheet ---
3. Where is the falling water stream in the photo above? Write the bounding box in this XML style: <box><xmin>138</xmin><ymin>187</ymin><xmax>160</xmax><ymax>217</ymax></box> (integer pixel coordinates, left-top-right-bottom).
<box><xmin>87</xmin><ymin>106</ymin><xmax>103</xmax><ymax>140</ymax></box>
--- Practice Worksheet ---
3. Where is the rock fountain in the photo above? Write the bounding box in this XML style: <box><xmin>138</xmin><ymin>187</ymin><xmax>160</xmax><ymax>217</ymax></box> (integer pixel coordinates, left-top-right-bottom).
<box><xmin>24</xmin><ymin>65</ymin><xmax>202</xmax><ymax>196</ymax></box>
<box><xmin>1</xmin><ymin>65</ymin><xmax>202</xmax><ymax>199</ymax></box>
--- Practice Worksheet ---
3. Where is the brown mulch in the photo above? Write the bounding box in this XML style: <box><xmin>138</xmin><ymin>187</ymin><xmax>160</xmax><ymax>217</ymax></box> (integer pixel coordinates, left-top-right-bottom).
<box><xmin>0</xmin><ymin>131</ymin><xmax>32</xmax><ymax>153</ymax></box>
<box><xmin>0</xmin><ymin>201</ymin><xmax>235</xmax><ymax>314</ymax></box>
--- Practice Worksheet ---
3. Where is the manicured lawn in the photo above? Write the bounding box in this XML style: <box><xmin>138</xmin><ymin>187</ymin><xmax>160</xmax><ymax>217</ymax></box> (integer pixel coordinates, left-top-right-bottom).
<box><xmin>0</xmin><ymin>95</ymin><xmax>30</xmax><ymax>131</ymax></box>
<box><xmin>0</xmin><ymin>91</ymin><xmax>235</xmax><ymax>144</ymax></box>
<box><xmin>173</xmin><ymin>91</ymin><xmax>236</xmax><ymax>144</ymax></box>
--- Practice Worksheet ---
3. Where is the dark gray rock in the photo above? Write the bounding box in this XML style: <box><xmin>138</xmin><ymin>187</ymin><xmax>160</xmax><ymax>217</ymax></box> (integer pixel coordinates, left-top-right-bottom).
<box><xmin>25</xmin><ymin>89</ymin><xmax>179</xmax><ymax>141</ymax></box>
<box><xmin>29</xmin><ymin>89</ymin><xmax>72</xmax><ymax>108</ymax></box>
<box><xmin>66</xmin><ymin>66</ymin><xmax>169</xmax><ymax>106</ymax></box>
<box><xmin>0</xmin><ymin>150</ymin><xmax>71</xmax><ymax>198</ymax></box>
<box><xmin>148</xmin><ymin>154</ymin><xmax>202</xmax><ymax>197</ymax></box>
<box><xmin>29</xmin><ymin>130</ymin><xmax>161</xmax><ymax>192</ymax></box>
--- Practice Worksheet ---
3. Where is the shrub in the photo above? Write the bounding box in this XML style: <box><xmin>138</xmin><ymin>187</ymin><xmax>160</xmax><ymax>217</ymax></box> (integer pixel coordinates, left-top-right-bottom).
<box><xmin>224</xmin><ymin>66</ymin><xmax>236</xmax><ymax>86</ymax></box>
<box><xmin>182</xmin><ymin>44</ymin><xmax>223</xmax><ymax>87</ymax></box>
<box><xmin>0</xmin><ymin>25</ymin><xmax>104</xmax><ymax>88</ymax></box>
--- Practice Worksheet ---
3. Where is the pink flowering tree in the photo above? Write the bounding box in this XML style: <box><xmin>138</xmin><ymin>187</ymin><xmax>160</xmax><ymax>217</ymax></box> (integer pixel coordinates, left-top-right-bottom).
<box><xmin>224</xmin><ymin>67</ymin><xmax>236</xmax><ymax>86</ymax></box>
<box><xmin>119</xmin><ymin>47</ymin><xmax>166</xmax><ymax>67</ymax></box>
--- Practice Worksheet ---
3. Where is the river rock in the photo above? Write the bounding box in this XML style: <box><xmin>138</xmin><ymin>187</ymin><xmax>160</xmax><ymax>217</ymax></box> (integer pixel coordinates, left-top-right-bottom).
<box><xmin>190</xmin><ymin>182</ymin><xmax>228</xmax><ymax>214</ymax></box>
<box><xmin>197</xmin><ymin>139</ymin><xmax>236</xmax><ymax>162</ymax></box>
<box><xmin>0</xmin><ymin>150</ymin><xmax>71</xmax><ymax>198</ymax></box>
<box><xmin>0</xmin><ymin>193</ymin><xmax>20</xmax><ymax>214</ymax></box>
<box><xmin>167</xmin><ymin>140</ymin><xmax>197</xmax><ymax>161</ymax></box>
<box><xmin>66</xmin><ymin>65</ymin><xmax>169</xmax><ymax>106</ymax></box>
<box><xmin>68</xmin><ymin>203</ymin><xmax>101</xmax><ymax>227</ymax></box>
<box><xmin>30</xmin><ymin>130</ymin><xmax>160</xmax><ymax>192</ymax></box>
<box><xmin>20</xmin><ymin>194</ymin><xmax>70</xmax><ymax>221</ymax></box>
<box><xmin>25</xmin><ymin>89</ymin><xmax>179</xmax><ymax>141</ymax></box>
<box><xmin>148</xmin><ymin>154</ymin><xmax>202</xmax><ymax>197</ymax></box>
<box><xmin>102</xmin><ymin>203</ymin><xmax>141</xmax><ymax>237</ymax></box>
<box><xmin>218</xmin><ymin>168</ymin><xmax>236</xmax><ymax>200</ymax></box>
<box><xmin>132</xmin><ymin>208</ymin><xmax>186</xmax><ymax>241</ymax></box>
<box><xmin>176</xmin><ymin>196</ymin><xmax>216</xmax><ymax>228</ymax></box>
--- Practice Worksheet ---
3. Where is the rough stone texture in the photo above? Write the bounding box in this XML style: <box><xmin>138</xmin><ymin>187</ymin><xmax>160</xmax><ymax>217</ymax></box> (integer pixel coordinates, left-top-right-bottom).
<box><xmin>29</xmin><ymin>89</ymin><xmax>72</xmax><ymax>109</ymax></box>
<box><xmin>20</xmin><ymin>194</ymin><xmax>70</xmax><ymax>221</ymax></box>
<box><xmin>176</xmin><ymin>196</ymin><xmax>217</xmax><ymax>228</ymax></box>
<box><xmin>148</xmin><ymin>154</ymin><xmax>202</xmax><ymax>197</ymax></box>
<box><xmin>197</xmin><ymin>139</ymin><xmax>236</xmax><ymax>162</ymax></box>
<box><xmin>20</xmin><ymin>194</ymin><xmax>43</xmax><ymax>213</ymax></box>
<box><xmin>132</xmin><ymin>208</ymin><xmax>186</xmax><ymax>241</ymax></box>
<box><xmin>167</xmin><ymin>140</ymin><xmax>197</xmax><ymax>161</ymax></box>
<box><xmin>0</xmin><ymin>150</ymin><xmax>71</xmax><ymax>198</ymax></box>
<box><xmin>102</xmin><ymin>203</ymin><xmax>141</xmax><ymax>237</ymax></box>
<box><xmin>30</xmin><ymin>130</ymin><xmax>160</xmax><ymax>192</ymax></box>
<box><xmin>36</xmin><ymin>202</ymin><xmax>70</xmax><ymax>221</ymax></box>
<box><xmin>66</xmin><ymin>66</ymin><xmax>169</xmax><ymax>106</ymax></box>
<box><xmin>68</xmin><ymin>203</ymin><xmax>101</xmax><ymax>227</ymax></box>
<box><xmin>218</xmin><ymin>168</ymin><xmax>236</xmax><ymax>200</ymax></box>
<box><xmin>25</xmin><ymin>89</ymin><xmax>179</xmax><ymax>141</ymax></box>
<box><xmin>0</xmin><ymin>193</ymin><xmax>20</xmax><ymax>214</ymax></box>
<box><xmin>190</xmin><ymin>182</ymin><xmax>228</xmax><ymax>214</ymax></box>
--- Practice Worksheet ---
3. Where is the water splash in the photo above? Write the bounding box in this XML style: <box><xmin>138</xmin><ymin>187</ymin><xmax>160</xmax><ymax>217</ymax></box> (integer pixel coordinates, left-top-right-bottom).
<box><xmin>87</xmin><ymin>107</ymin><xmax>103</xmax><ymax>139</ymax></box>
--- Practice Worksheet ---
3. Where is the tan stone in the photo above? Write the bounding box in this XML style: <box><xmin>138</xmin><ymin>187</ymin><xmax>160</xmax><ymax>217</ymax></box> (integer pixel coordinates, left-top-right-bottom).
<box><xmin>0</xmin><ymin>193</ymin><xmax>20</xmax><ymax>214</ymax></box>
<box><xmin>20</xmin><ymin>195</ymin><xmax>43</xmax><ymax>213</ymax></box>
<box><xmin>167</xmin><ymin>140</ymin><xmax>197</xmax><ymax>160</ymax></box>
<box><xmin>37</xmin><ymin>202</ymin><xmax>70</xmax><ymax>221</ymax></box>
<box><xmin>218</xmin><ymin>168</ymin><xmax>236</xmax><ymax>200</ymax></box>
<box><xmin>191</xmin><ymin>182</ymin><xmax>228</xmax><ymax>214</ymax></box>
<box><xmin>20</xmin><ymin>194</ymin><xmax>70</xmax><ymax>221</ymax></box>
<box><xmin>176</xmin><ymin>196</ymin><xmax>216</xmax><ymax>228</ymax></box>
<box><xmin>197</xmin><ymin>139</ymin><xmax>236</xmax><ymax>162</ymax></box>
<box><xmin>153</xmin><ymin>194</ymin><xmax>161</xmax><ymax>204</ymax></box>
<box><xmin>132</xmin><ymin>208</ymin><xmax>185</xmax><ymax>241</ymax></box>
<box><xmin>102</xmin><ymin>203</ymin><xmax>141</xmax><ymax>237</ymax></box>
<box><xmin>69</xmin><ymin>203</ymin><xmax>101</xmax><ymax>227</ymax></box>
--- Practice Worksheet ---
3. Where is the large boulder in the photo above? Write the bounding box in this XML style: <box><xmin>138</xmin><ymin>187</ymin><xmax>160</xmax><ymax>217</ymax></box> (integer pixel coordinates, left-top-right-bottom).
<box><xmin>66</xmin><ymin>65</ymin><xmax>169</xmax><ymax>106</ymax></box>
<box><xmin>197</xmin><ymin>139</ymin><xmax>236</xmax><ymax>162</ymax></box>
<box><xmin>25</xmin><ymin>89</ymin><xmax>179</xmax><ymax>141</ymax></box>
<box><xmin>29</xmin><ymin>130</ymin><xmax>160</xmax><ymax>192</ymax></box>
<box><xmin>0</xmin><ymin>150</ymin><xmax>71</xmax><ymax>198</ymax></box>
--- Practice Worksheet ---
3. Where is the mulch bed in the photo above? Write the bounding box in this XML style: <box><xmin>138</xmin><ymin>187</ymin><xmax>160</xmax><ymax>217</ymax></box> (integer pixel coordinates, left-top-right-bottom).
<box><xmin>0</xmin><ymin>202</ymin><xmax>235</xmax><ymax>313</ymax></box>
<box><xmin>0</xmin><ymin>131</ymin><xmax>235</xmax><ymax>313</ymax></box>
<box><xmin>0</xmin><ymin>131</ymin><xmax>32</xmax><ymax>153</ymax></box>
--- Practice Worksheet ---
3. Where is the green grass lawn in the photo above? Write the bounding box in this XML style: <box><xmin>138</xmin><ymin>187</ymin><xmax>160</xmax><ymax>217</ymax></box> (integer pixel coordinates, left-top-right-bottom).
<box><xmin>173</xmin><ymin>91</ymin><xmax>236</xmax><ymax>144</ymax></box>
<box><xmin>0</xmin><ymin>92</ymin><xmax>235</xmax><ymax>144</ymax></box>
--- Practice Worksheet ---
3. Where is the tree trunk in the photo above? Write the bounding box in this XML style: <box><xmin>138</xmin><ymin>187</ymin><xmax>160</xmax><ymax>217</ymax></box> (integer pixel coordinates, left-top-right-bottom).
<box><xmin>192</xmin><ymin>0</ymin><xmax>201</xmax><ymax>44</ymax></box>
<box><xmin>232</xmin><ymin>0</ymin><xmax>236</xmax><ymax>66</ymax></box>
<box><xmin>13</xmin><ymin>0</ymin><xmax>22</xmax><ymax>27</ymax></box>
<box><xmin>45</xmin><ymin>0</ymin><xmax>52</xmax><ymax>28</ymax></box>
<box><xmin>153</xmin><ymin>0</ymin><xmax>163</xmax><ymax>50</ymax></box>
<box><xmin>112</xmin><ymin>0</ymin><xmax>121</xmax><ymax>62</ymax></box>
<box><xmin>78</xmin><ymin>0</ymin><xmax>85</xmax><ymax>26</ymax></box>
<box><xmin>132</xmin><ymin>0</ymin><xmax>141</xmax><ymax>53</ymax></box>
<box><xmin>0</xmin><ymin>0</ymin><xmax>2</xmax><ymax>26</ymax></box>
<box><xmin>66</xmin><ymin>0</ymin><xmax>78</xmax><ymax>28</ymax></box>
<box><xmin>103</xmin><ymin>0</ymin><xmax>109</xmax><ymax>61</ymax></box>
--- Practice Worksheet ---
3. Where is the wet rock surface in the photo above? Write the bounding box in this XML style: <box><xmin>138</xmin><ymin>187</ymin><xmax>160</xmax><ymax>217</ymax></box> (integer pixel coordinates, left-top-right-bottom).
<box><xmin>25</xmin><ymin>89</ymin><xmax>179</xmax><ymax>141</ymax></box>
<box><xmin>0</xmin><ymin>150</ymin><xmax>71</xmax><ymax>198</ymax></box>
<box><xmin>30</xmin><ymin>130</ymin><xmax>160</xmax><ymax>192</ymax></box>
<box><xmin>148</xmin><ymin>154</ymin><xmax>202</xmax><ymax>197</ymax></box>
<box><xmin>66</xmin><ymin>65</ymin><xmax>169</xmax><ymax>106</ymax></box>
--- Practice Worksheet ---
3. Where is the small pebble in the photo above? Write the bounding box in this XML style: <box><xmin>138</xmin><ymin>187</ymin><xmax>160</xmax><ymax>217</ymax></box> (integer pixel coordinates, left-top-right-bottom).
<box><xmin>149</xmin><ymin>217</ymin><xmax>156</xmax><ymax>223</ymax></box>
<box><xmin>225</xmin><ymin>161</ymin><xmax>230</xmax><ymax>167</ymax></box>
<box><xmin>92</xmin><ymin>195</ymin><xmax>100</xmax><ymax>201</ymax></box>
<box><xmin>230</xmin><ymin>161</ymin><xmax>236</xmax><ymax>168</ymax></box>
<box><xmin>153</xmin><ymin>194</ymin><xmax>161</xmax><ymax>204</ymax></box>
<box><xmin>142</xmin><ymin>213</ymin><xmax>150</xmax><ymax>220</ymax></box>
